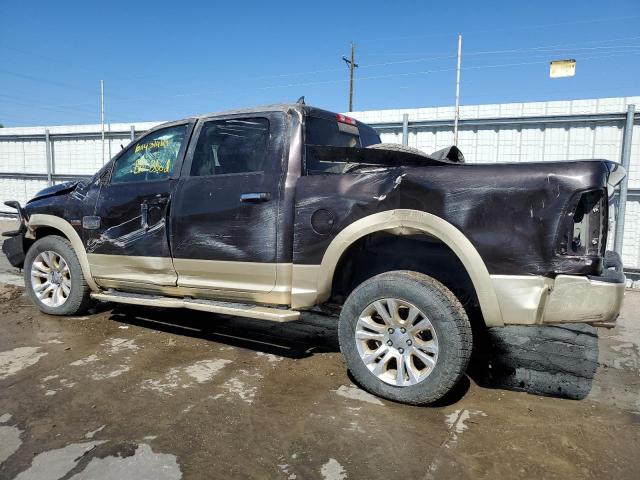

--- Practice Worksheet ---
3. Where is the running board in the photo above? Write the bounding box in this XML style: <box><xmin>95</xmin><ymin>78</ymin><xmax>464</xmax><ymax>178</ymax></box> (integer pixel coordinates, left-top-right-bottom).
<box><xmin>91</xmin><ymin>291</ymin><xmax>301</xmax><ymax>322</ymax></box>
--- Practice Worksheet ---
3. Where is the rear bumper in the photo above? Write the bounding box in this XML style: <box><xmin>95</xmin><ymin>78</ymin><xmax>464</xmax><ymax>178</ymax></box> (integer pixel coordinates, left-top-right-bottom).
<box><xmin>543</xmin><ymin>273</ymin><xmax>624</xmax><ymax>327</ymax></box>
<box><xmin>491</xmin><ymin>251</ymin><xmax>625</xmax><ymax>327</ymax></box>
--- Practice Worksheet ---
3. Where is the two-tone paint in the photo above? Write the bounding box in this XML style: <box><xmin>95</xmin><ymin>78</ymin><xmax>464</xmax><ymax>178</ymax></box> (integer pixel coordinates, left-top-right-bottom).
<box><xmin>2</xmin><ymin>103</ymin><xmax>626</xmax><ymax>327</ymax></box>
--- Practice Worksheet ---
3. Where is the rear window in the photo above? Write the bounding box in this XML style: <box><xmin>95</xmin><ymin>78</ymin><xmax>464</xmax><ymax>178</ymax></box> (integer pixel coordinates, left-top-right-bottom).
<box><xmin>305</xmin><ymin>115</ymin><xmax>380</xmax><ymax>147</ymax></box>
<box><xmin>304</xmin><ymin>115</ymin><xmax>380</xmax><ymax>174</ymax></box>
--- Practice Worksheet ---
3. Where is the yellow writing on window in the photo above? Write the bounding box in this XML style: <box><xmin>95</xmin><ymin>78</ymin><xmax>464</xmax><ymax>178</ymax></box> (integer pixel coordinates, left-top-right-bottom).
<box><xmin>132</xmin><ymin>157</ymin><xmax>172</xmax><ymax>175</ymax></box>
<box><xmin>135</xmin><ymin>139</ymin><xmax>170</xmax><ymax>153</ymax></box>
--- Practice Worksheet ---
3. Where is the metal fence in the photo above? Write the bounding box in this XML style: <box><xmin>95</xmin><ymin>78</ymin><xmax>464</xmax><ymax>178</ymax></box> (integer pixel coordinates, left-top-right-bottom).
<box><xmin>1</xmin><ymin>97</ymin><xmax>639</xmax><ymax>269</ymax></box>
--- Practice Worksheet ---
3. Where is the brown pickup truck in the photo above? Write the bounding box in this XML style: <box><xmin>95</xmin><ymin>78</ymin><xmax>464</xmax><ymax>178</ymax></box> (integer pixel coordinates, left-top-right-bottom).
<box><xmin>2</xmin><ymin>102</ymin><xmax>626</xmax><ymax>404</ymax></box>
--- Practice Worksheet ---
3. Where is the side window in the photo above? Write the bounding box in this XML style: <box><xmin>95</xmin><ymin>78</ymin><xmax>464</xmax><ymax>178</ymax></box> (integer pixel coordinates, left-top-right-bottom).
<box><xmin>190</xmin><ymin>118</ymin><xmax>269</xmax><ymax>176</ymax></box>
<box><xmin>112</xmin><ymin>125</ymin><xmax>187</xmax><ymax>183</ymax></box>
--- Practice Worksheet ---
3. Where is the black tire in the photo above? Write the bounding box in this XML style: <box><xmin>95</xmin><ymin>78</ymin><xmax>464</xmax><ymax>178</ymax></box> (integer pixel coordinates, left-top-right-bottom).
<box><xmin>24</xmin><ymin>235</ymin><xmax>92</xmax><ymax>316</ymax></box>
<box><xmin>338</xmin><ymin>271</ymin><xmax>472</xmax><ymax>405</ymax></box>
<box><xmin>366</xmin><ymin>143</ymin><xmax>430</xmax><ymax>158</ymax></box>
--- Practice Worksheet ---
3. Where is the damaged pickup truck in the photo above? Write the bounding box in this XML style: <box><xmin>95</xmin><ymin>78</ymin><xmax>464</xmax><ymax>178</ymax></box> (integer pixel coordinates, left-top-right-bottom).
<box><xmin>2</xmin><ymin>103</ymin><xmax>627</xmax><ymax>404</ymax></box>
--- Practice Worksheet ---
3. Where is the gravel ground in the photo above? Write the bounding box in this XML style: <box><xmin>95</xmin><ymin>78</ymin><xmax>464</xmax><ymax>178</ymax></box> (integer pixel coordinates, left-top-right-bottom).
<box><xmin>0</xmin><ymin>220</ymin><xmax>639</xmax><ymax>479</ymax></box>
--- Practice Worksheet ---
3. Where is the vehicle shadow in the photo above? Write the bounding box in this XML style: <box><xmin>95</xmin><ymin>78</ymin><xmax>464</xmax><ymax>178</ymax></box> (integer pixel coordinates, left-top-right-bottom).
<box><xmin>467</xmin><ymin>321</ymin><xmax>600</xmax><ymax>401</ymax></box>
<box><xmin>108</xmin><ymin>305</ymin><xmax>340</xmax><ymax>360</ymax></box>
<box><xmin>107</xmin><ymin>305</ymin><xmax>599</xmax><ymax>402</ymax></box>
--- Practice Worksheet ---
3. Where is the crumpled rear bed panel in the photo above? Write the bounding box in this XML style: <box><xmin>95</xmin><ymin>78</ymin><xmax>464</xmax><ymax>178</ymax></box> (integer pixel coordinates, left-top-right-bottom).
<box><xmin>293</xmin><ymin>160</ymin><xmax>610</xmax><ymax>277</ymax></box>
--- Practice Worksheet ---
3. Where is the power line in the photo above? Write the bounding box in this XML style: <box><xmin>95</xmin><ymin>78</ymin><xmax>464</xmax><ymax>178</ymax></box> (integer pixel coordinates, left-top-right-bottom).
<box><xmin>93</xmin><ymin>50</ymin><xmax>640</xmax><ymax>107</ymax></box>
<box><xmin>358</xmin><ymin>15</ymin><xmax>640</xmax><ymax>44</ymax></box>
<box><xmin>0</xmin><ymin>69</ymin><xmax>98</xmax><ymax>94</ymax></box>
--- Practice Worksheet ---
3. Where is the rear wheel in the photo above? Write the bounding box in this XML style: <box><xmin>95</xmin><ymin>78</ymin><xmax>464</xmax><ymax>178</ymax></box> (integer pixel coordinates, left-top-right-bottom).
<box><xmin>24</xmin><ymin>235</ymin><xmax>92</xmax><ymax>315</ymax></box>
<box><xmin>338</xmin><ymin>271</ymin><xmax>472</xmax><ymax>405</ymax></box>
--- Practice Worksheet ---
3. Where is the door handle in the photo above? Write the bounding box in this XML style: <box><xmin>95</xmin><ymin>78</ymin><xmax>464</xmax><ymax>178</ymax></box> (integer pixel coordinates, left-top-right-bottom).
<box><xmin>240</xmin><ymin>192</ymin><xmax>271</xmax><ymax>203</ymax></box>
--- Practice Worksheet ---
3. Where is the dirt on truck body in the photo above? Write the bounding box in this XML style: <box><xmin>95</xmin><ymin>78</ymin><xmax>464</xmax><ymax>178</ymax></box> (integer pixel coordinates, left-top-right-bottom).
<box><xmin>1</xmin><ymin>101</ymin><xmax>627</xmax><ymax>405</ymax></box>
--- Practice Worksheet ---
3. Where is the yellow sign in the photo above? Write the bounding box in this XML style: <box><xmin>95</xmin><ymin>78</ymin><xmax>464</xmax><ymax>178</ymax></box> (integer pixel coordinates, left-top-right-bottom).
<box><xmin>550</xmin><ymin>59</ymin><xmax>576</xmax><ymax>78</ymax></box>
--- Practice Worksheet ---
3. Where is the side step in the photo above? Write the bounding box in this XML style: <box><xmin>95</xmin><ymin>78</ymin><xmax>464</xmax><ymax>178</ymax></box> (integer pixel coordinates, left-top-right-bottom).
<box><xmin>91</xmin><ymin>291</ymin><xmax>301</xmax><ymax>322</ymax></box>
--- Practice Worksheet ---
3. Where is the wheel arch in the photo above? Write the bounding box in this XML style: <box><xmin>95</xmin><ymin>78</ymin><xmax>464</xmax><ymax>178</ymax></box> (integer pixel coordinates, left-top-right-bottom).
<box><xmin>296</xmin><ymin>209</ymin><xmax>504</xmax><ymax>327</ymax></box>
<box><xmin>26</xmin><ymin>214</ymin><xmax>100</xmax><ymax>292</ymax></box>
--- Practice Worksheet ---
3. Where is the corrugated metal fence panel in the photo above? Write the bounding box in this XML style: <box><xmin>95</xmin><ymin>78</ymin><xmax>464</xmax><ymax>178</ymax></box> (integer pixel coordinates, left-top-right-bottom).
<box><xmin>361</xmin><ymin>96</ymin><xmax>640</xmax><ymax>268</ymax></box>
<box><xmin>0</xmin><ymin>138</ymin><xmax>47</xmax><ymax>173</ymax></box>
<box><xmin>0</xmin><ymin>178</ymin><xmax>50</xmax><ymax>209</ymax></box>
<box><xmin>0</xmin><ymin>97</ymin><xmax>638</xmax><ymax>267</ymax></box>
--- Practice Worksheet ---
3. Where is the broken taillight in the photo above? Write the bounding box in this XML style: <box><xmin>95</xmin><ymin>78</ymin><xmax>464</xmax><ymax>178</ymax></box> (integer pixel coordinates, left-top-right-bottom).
<box><xmin>558</xmin><ymin>189</ymin><xmax>607</xmax><ymax>257</ymax></box>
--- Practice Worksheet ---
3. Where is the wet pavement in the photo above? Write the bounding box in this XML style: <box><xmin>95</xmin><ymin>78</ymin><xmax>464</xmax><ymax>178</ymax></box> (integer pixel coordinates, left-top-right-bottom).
<box><xmin>0</xmin><ymin>221</ymin><xmax>639</xmax><ymax>479</ymax></box>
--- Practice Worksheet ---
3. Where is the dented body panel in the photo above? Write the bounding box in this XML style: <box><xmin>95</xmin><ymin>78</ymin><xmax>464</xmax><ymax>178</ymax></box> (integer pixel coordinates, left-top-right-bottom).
<box><xmin>3</xmin><ymin>103</ymin><xmax>626</xmax><ymax>328</ymax></box>
<box><xmin>292</xmin><ymin>159</ymin><xmax>612</xmax><ymax>277</ymax></box>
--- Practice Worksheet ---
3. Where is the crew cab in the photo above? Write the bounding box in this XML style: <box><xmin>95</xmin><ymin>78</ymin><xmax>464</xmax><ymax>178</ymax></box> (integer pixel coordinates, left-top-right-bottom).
<box><xmin>2</xmin><ymin>102</ymin><xmax>626</xmax><ymax>405</ymax></box>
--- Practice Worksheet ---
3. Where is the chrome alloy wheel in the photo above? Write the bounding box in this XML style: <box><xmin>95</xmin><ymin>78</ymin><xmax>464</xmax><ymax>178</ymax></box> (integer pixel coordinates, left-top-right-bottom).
<box><xmin>355</xmin><ymin>298</ymin><xmax>439</xmax><ymax>387</ymax></box>
<box><xmin>30</xmin><ymin>250</ymin><xmax>71</xmax><ymax>307</ymax></box>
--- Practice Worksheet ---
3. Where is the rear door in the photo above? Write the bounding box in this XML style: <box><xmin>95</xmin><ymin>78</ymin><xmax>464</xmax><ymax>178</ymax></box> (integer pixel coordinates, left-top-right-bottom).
<box><xmin>170</xmin><ymin>112</ymin><xmax>287</xmax><ymax>300</ymax></box>
<box><xmin>85</xmin><ymin>122</ymin><xmax>192</xmax><ymax>288</ymax></box>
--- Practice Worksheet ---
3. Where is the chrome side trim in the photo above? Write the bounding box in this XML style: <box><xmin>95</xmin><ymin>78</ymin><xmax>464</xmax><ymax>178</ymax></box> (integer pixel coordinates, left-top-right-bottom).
<box><xmin>27</xmin><ymin>214</ymin><xmax>100</xmax><ymax>291</ymax></box>
<box><xmin>91</xmin><ymin>292</ymin><xmax>300</xmax><ymax>322</ymax></box>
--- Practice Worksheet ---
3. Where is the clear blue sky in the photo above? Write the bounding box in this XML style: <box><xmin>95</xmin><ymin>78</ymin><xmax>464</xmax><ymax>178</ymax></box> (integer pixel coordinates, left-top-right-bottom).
<box><xmin>1</xmin><ymin>0</ymin><xmax>638</xmax><ymax>126</ymax></box>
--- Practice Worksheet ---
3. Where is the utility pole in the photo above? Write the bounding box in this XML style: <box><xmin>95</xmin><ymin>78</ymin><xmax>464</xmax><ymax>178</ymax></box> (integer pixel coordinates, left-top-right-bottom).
<box><xmin>453</xmin><ymin>34</ymin><xmax>462</xmax><ymax>146</ymax></box>
<box><xmin>342</xmin><ymin>42</ymin><xmax>358</xmax><ymax>112</ymax></box>
<box><xmin>100</xmin><ymin>80</ymin><xmax>105</xmax><ymax>165</ymax></box>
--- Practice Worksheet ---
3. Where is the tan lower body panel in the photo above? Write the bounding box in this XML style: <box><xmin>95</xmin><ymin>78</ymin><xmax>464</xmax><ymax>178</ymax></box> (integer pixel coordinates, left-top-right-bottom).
<box><xmin>90</xmin><ymin>254</ymin><xmax>293</xmax><ymax>305</ymax></box>
<box><xmin>491</xmin><ymin>274</ymin><xmax>625</xmax><ymax>325</ymax></box>
<box><xmin>88</xmin><ymin>253</ymin><xmax>177</xmax><ymax>286</ymax></box>
<box><xmin>173</xmin><ymin>258</ymin><xmax>292</xmax><ymax>303</ymax></box>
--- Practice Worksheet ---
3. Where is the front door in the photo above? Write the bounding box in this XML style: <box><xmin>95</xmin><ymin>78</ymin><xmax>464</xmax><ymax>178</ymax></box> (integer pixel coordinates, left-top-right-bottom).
<box><xmin>170</xmin><ymin>114</ymin><xmax>285</xmax><ymax>300</ymax></box>
<box><xmin>85</xmin><ymin>122</ymin><xmax>191</xmax><ymax>288</ymax></box>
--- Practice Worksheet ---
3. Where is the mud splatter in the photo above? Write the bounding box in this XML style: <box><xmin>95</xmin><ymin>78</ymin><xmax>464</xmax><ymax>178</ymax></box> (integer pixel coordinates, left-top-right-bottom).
<box><xmin>320</xmin><ymin>458</ymin><xmax>347</xmax><ymax>480</ymax></box>
<box><xmin>70</xmin><ymin>354</ymin><xmax>99</xmax><ymax>366</ymax></box>
<box><xmin>14</xmin><ymin>442</ymin><xmax>105</xmax><ymax>480</ymax></box>
<box><xmin>69</xmin><ymin>444</ymin><xmax>181</xmax><ymax>480</ymax></box>
<box><xmin>0</xmin><ymin>346</ymin><xmax>48</xmax><ymax>379</ymax></box>
<box><xmin>444</xmin><ymin>409</ymin><xmax>487</xmax><ymax>443</ymax></box>
<box><xmin>0</xmin><ymin>424</ymin><xmax>22</xmax><ymax>465</ymax></box>
<box><xmin>333</xmin><ymin>385</ymin><xmax>384</xmax><ymax>406</ymax></box>
<box><xmin>142</xmin><ymin>359</ymin><xmax>231</xmax><ymax>395</ymax></box>
<box><xmin>216</xmin><ymin>369</ymin><xmax>263</xmax><ymax>404</ymax></box>
<box><xmin>85</xmin><ymin>425</ymin><xmax>106</xmax><ymax>439</ymax></box>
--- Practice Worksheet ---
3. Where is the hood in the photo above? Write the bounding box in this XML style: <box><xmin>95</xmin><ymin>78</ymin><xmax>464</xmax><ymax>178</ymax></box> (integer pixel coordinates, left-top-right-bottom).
<box><xmin>28</xmin><ymin>181</ymin><xmax>79</xmax><ymax>203</ymax></box>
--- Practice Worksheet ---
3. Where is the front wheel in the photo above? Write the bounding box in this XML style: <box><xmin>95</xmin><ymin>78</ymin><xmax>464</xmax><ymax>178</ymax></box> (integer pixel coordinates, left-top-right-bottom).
<box><xmin>24</xmin><ymin>235</ymin><xmax>92</xmax><ymax>316</ymax></box>
<box><xmin>338</xmin><ymin>271</ymin><xmax>472</xmax><ymax>405</ymax></box>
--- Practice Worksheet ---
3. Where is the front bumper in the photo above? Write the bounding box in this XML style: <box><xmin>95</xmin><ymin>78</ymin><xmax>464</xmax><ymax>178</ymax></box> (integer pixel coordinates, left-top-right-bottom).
<box><xmin>2</xmin><ymin>200</ymin><xmax>27</xmax><ymax>269</ymax></box>
<box><xmin>491</xmin><ymin>251</ymin><xmax>625</xmax><ymax>327</ymax></box>
<box><xmin>2</xmin><ymin>232</ymin><xmax>25</xmax><ymax>268</ymax></box>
